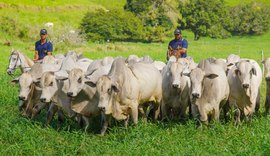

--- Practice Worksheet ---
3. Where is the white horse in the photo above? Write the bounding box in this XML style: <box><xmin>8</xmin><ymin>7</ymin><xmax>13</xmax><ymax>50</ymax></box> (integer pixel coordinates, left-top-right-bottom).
<box><xmin>7</xmin><ymin>49</ymin><xmax>34</xmax><ymax>75</ymax></box>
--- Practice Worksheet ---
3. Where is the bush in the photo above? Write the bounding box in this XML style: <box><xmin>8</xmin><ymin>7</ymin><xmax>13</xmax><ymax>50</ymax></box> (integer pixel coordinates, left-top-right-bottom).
<box><xmin>227</xmin><ymin>2</ymin><xmax>270</xmax><ymax>35</ymax></box>
<box><xmin>80</xmin><ymin>9</ymin><xmax>145</xmax><ymax>42</ymax></box>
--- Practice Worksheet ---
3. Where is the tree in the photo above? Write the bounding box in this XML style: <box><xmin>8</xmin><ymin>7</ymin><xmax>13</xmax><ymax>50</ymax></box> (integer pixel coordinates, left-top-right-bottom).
<box><xmin>125</xmin><ymin>0</ymin><xmax>180</xmax><ymax>42</ymax></box>
<box><xmin>227</xmin><ymin>2</ymin><xmax>270</xmax><ymax>35</ymax></box>
<box><xmin>179</xmin><ymin>0</ymin><xmax>231</xmax><ymax>40</ymax></box>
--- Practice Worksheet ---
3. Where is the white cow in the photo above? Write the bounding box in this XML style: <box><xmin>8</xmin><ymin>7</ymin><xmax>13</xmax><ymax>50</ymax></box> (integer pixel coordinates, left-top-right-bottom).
<box><xmin>227</xmin><ymin>59</ymin><xmax>262</xmax><ymax>124</ymax></box>
<box><xmin>161</xmin><ymin>58</ymin><xmax>191</xmax><ymax>120</ymax></box>
<box><xmin>90</xmin><ymin>57</ymin><xmax>162</xmax><ymax>135</ymax></box>
<box><xmin>185</xmin><ymin>59</ymin><xmax>230</xmax><ymax>126</ymax></box>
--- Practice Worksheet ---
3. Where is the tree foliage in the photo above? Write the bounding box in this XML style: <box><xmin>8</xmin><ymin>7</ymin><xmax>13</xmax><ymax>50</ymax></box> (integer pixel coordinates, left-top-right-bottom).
<box><xmin>227</xmin><ymin>2</ymin><xmax>270</xmax><ymax>35</ymax></box>
<box><xmin>80</xmin><ymin>9</ymin><xmax>145</xmax><ymax>42</ymax></box>
<box><xmin>124</xmin><ymin>0</ymin><xmax>180</xmax><ymax>42</ymax></box>
<box><xmin>179</xmin><ymin>0</ymin><xmax>231</xmax><ymax>40</ymax></box>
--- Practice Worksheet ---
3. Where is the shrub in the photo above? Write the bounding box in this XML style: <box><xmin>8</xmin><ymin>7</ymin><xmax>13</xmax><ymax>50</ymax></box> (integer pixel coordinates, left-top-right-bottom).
<box><xmin>80</xmin><ymin>9</ymin><xmax>145</xmax><ymax>42</ymax></box>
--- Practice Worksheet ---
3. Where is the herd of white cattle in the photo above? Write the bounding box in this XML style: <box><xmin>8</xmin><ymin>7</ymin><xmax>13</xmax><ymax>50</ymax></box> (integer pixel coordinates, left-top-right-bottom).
<box><xmin>7</xmin><ymin>49</ymin><xmax>270</xmax><ymax>135</ymax></box>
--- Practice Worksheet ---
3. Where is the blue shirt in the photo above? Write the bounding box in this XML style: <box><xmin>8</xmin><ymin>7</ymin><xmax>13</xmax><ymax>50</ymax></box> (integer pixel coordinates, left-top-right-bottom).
<box><xmin>35</xmin><ymin>40</ymin><xmax>53</xmax><ymax>60</ymax></box>
<box><xmin>168</xmin><ymin>38</ymin><xmax>188</xmax><ymax>58</ymax></box>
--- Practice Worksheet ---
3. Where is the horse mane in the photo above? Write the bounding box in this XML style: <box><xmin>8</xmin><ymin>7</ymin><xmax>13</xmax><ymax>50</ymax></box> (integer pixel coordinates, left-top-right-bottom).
<box><xmin>16</xmin><ymin>50</ymin><xmax>34</xmax><ymax>67</ymax></box>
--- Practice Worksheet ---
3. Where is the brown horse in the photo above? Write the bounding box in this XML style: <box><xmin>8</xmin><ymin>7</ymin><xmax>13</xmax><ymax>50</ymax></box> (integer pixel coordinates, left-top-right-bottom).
<box><xmin>167</xmin><ymin>46</ymin><xmax>184</xmax><ymax>61</ymax></box>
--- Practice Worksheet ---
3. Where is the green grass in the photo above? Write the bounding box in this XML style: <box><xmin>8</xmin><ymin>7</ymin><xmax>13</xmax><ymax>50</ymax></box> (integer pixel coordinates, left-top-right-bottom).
<box><xmin>1</xmin><ymin>0</ymin><xmax>270</xmax><ymax>155</ymax></box>
<box><xmin>225</xmin><ymin>0</ymin><xmax>270</xmax><ymax>6</ymax></box>
<box><xmin>1</xmin><ymin>30</ymin><xmax>270</xmax><ymax>154</ymax></box>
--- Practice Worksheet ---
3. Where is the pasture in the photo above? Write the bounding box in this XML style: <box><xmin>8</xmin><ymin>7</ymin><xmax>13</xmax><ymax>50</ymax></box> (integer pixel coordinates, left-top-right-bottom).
<box><xmin>1</xmin><ymin>30</ymin><xmax>270</xmax><ymax>155</ymax></box>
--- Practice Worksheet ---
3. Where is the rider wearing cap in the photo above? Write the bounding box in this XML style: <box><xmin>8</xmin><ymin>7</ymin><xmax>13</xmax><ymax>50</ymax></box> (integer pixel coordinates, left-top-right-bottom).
<box><xmin>34</xmin><ymin>29</ymin><xmax>53</xmax><ymax>62</ymax></box>
<box><xmin>167</xmin><ymin>29</ymin><xmax>188</xmax><ymax>59</ymax></box>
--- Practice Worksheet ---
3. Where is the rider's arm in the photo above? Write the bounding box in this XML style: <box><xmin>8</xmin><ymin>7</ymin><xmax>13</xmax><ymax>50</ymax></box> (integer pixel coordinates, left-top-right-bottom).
<box><xmin>47</xmin><ymin>42</ymin><xmax>53</xmax><ymax>56</ymax></box>
<box><xmin>180</xmin><ymin>39</ymin><xmax>188</xmax><ymax>54</ymax></box>
<box><xmin>34</xmin><ymin>51</ymin><xmax>39</xmax><ymax>61</ymax></box>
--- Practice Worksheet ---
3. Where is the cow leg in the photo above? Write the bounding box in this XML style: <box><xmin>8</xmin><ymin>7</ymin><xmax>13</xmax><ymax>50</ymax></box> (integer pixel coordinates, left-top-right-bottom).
<box><xmin>198</xmin><ymin>105</ymin><xmax>208</xmax><ymax>125</ymax></box>
<box><xmin>100</xmin><ymin>114</ymin><xmax>110</xmax><ymax>136</ymax></box>
<box><xmin>124</xmin><ymin>115</ymin><xmax>130</xmax><ymax>128</ymax></box>
<box><xmin>234</xmin><ymin>108</ymin><xmax>241</xmax><ymax>126</ymax></box>
<box><xmin>255</xmin><ymin>89</ymin><xmax>260</xmax><ymax>113</ymax></box>
<box><xmin>130</xmin><ymin>102</ymin><xmax>139</xmax><ymax>125</ymax></box>
<box><xmin>213</xmin><ymin>107</ymin><xmax>220</xmax><ymax>122</ymax></box>
<box><xmin>31</xmin><ymin>102</ymin><xmax>46</xmax><ymax>119</ymax></box>
<box><xmin>265</xmin><ymin>95</ymin><xmax>270</xmax><ymax>114</ymax></box>
<box><xmin>150</xmin><ymin>102</ymin><xmax>160</xmax><ymax>121</ymax></box>
<box><xmin>161</xmin><ymin>101</ymin><xmax>169</xmax><ymax>121</ymax></box>
<box><xmin>46</xmin><ymin>103</ymin><xmax>58</xmax><ymax>126</ymax></box>
<box><xmin>223</xmin><ymin>100</ymin><xmax>231</xmax><ymax>123</ymax></box>
<box><xmin>57</xmin><ymin>109</ymin><xmax>65</xmax><ymax>127</ymax></box>
<box><xmin>138</xmin><ymin>105</ymin><xmax>147</xmax><ymax>122</ymax></box>
<box><xmin>191</xmin><ymin>104</ymin><xmax>202</xmax><ymax>128</ymax></box>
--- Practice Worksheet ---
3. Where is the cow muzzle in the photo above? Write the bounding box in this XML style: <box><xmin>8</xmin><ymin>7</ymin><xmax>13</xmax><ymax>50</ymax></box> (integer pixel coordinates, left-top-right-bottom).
<box><xmin>242</xmin><ymin>84</ymin><xmax>249</xmax><ymax>89</ymax></box>
<box><xmin>18</xmin><ymin>96</ymin><xmax>26</xmax><ymax>101</ymax></box>
<box><xmin>40</xmin><ymin>98</ymin><xmax>47</xmax><ymax>103</ymax></box>
<box><xmin>98</xmin><ymin>106</ymin><xmax>106</xmax><ymax>112</ymax></box>
<box><xmin>7</xmin><ymin>69</ymin><xmax>14</xmax><ymax>75</ymax></box>
<box><xmin>192</xmin><ymin>93</ymin><xmax>200</xmax><ymax>99</ymax></box>
<box><xmin>67</xmin><ymin>92</ymin><xmax>74</xmax><ymax>97</ymax></box>
<box><xmin>172</xmin><ymin>84</ymin><xmax>179</xmax><ymax>88</ymax></box>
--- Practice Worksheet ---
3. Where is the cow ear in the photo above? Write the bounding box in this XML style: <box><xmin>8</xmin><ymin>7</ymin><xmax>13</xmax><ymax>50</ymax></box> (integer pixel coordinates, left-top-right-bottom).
<box><xmin>111</xmin><ymin>84</ymin><xmax>119</xmax><ymax>93</ymax></box>
<box><xmin>250</xmin><ymin>67</ymin><xmax>257</xmax><ymax>76</ymax></box>
<box><xmin>85</xmin><ymin>81</ymin><xmax>96</xmax><ymax>87</ymax></box>
<box><xmin>205</xmin><ymin>74</ymin><xmax>218</xmax><ymax>79</ymax></box>
<box><xmin>10</xmin><ymin>77</ymin><xmax>20</xmax><ymax>85</ymax></box>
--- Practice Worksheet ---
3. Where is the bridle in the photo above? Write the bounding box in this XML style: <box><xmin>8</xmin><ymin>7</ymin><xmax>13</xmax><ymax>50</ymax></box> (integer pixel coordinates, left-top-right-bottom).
<box><xmin>7</xmin><ymin>52</ymin><xmax>20</xmax><ymax>71</ymax></box>
<box><xmin>7</xmin><ymin>51</ymin><xmax>31</xmax><ymax>73</ymax></box>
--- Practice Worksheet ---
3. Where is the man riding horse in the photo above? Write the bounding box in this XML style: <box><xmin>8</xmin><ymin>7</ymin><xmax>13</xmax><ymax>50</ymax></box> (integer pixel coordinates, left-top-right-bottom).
<box><xmin>167</xmin><ymin>29</ymin><xmax>188</xmax><ymax>60</ymax></box>
<box><xmin>33</xmin><ymin>29</ymin><xmax>53</xmax><ymax>62</ymax></box>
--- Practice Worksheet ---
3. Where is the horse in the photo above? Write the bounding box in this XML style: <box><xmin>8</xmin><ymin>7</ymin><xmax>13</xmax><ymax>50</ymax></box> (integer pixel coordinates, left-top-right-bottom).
<box><xmin>7</xmin><ymin>49</ymin><xmax>34</xmax><ymax>75</ymax></box>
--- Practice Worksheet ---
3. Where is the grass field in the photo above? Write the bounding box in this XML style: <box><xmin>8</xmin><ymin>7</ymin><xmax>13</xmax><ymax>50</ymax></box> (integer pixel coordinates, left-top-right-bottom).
<box><xmin>1</xmin><ymin>31</ymin><xmax>270</xmax><ymax>155</ymax></box>
<box><xmin>1</xmin><ymin>0</ymin><xmax>270</xmax><ymax>155</ymax></box>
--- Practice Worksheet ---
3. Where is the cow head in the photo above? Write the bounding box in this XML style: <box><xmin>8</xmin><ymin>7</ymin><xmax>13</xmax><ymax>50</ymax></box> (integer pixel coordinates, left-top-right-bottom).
<box><xmin>235</xmin><ymin>61</ymin><xmax>256</xmax><ymax>89</ymax></box>
<box><xmin>39</xmin><ymin>72</ymin><xmax>60</xmax><ymax>103</ymax></box>
<box><xmin>169</xmin><ymin>61</ymin><xmax>187</xmax><ymax>89</ymax></box>
<box><xmin>90</xmin><ymin>76</ymin><xmax>118</xmax><ymax>115</ymax></box>
<box><xmin>66</xmin><ymin>68</ymin><xmax>85</xmax><ymax>97</ymax></box>
<box><xmin>11</xmin><ymin>72</ymin><xmax>34</xmax><ymax>101</ymax></box>
<box><xmin>184</xmin><ymin>68</ymin><xmax>218</xmax><ymax>101</ymax></box>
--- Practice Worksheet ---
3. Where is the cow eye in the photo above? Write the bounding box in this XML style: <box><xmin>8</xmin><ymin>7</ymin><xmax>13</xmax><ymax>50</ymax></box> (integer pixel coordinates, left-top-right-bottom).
<box><xmin>49</xmin><ymin>82</ymin><xmax>53</xmax><ymax>86</ymax></box>
<box><xmin>78</xmin><ymin>77</ymin><xmax>82</xmax><ymax>83</ymax></box>
<box><xmin>107</xmin><ymin>88</ymin><xmax>111</xmax><ymax>93</ymax></box>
